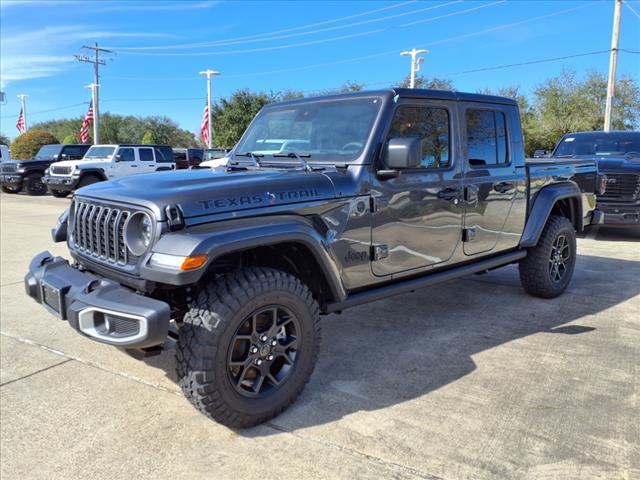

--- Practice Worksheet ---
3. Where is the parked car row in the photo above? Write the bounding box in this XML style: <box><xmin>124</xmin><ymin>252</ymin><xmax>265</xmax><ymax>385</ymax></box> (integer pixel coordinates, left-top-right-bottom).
<box><xmin>0</xmin><ymin>144</ymin><xmax>231</xmax><ymax>197</ymax></box>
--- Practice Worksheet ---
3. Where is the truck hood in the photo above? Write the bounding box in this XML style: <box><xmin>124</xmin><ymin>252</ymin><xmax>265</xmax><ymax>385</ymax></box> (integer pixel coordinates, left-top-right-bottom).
<box><xmin>76</xmin><ymin>167</ymin><xmax>337</xmax><ymax>220</ymax></box>
<box><xmin>594</xmin><ymin>155</ymin><xmax>640</xmax><ymax>174</ymax></box>
<box><xmin>54</xmin><ymin>158</ymin><xmax>111</xmax><ymax>169</ymax></box>
<box><xmin>2</xmin><ymin>159</ymin><xmax>54</xmax><ymax>168</ymax></box>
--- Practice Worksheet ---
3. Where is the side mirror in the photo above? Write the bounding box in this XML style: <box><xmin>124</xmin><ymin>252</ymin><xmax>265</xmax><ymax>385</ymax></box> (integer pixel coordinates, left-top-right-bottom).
<box><xmin>533</xmin><ymin>149</ymin><xmax>548</xmax><ymax>158</ymax></box>
<box><xmin>115</xmin><ymin>154</ymin><xmax>122</xmax><ymax>162</ymax></box>
<box><xmin>59</xmin><ymin>153</ymin><xmax>68</xmax><ymax>160</ymax></box>
<box><xmin>383</xmin><ymin>137</ymin><xmax>422</xmax><ymax>169</ymax></box>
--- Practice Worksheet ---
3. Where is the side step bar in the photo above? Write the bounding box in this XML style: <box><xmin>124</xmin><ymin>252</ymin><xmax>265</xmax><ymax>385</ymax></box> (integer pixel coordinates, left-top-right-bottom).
<box><xmin>324</xmin><ymin>250</ymin><xmax>526</xmax><ymax>314</ymax></box>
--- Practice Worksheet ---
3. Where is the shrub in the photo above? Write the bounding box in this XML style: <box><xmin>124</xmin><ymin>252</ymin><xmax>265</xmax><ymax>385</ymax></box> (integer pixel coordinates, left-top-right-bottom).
<box><xmin>62</xmin><ymin>134</ymin><xmax>78</xmax><ymax>144</ymax></box>
<box><xmin>10</xmin><ymin>130</ymin><xmax>59</xmax><ymax>159</ymax></box>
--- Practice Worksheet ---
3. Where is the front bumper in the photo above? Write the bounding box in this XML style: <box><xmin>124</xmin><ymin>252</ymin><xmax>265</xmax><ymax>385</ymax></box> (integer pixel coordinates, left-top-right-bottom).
<box><xmin>0</xmin><ymin>174</ymin><xmax>23</xmax><ymax>188</ymax></box>
<box><xmin>25</xmin><ymin>251</ymin><xmax>171</xmax><ymax>348</ymax></box>
<box><xmin>43</xmin><ymin>175</ymin><xmax>79</xmax><ymax>191</ymax></box>
<box><xmin>598</xmin><ymin>202</ymin><xmax>640</xmax><ymax>225</ymax></box>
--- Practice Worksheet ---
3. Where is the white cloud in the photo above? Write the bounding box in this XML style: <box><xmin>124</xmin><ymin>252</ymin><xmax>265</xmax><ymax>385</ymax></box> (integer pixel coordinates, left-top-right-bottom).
<box><xmin>0</xmin><ymin>25</ymin><xmax>178</xmax><ymax>87</ymax></box>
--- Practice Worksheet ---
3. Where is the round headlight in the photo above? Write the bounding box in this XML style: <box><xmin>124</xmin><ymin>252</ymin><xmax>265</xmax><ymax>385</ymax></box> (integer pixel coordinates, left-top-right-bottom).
<box><xmin>124</xmin><ymin>212</ymin><xmax>153</xmax><ymax>256</ymax></box>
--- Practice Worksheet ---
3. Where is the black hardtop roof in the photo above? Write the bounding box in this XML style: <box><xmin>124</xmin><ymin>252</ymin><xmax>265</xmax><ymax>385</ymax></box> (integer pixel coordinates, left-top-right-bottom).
<box><xmin>269</xmin><ymin>88</ymin><xmax>518</xmax><ymax>107</ymax></box>
<box><xmin>42</xmin><ymin>144</ymin><xmax>89</xmax><ymax>148</ymax></box>
<box><xmin>103</xmin><ymin>144</ymin><xmax>172</xmax><ymax>148</ymax></box>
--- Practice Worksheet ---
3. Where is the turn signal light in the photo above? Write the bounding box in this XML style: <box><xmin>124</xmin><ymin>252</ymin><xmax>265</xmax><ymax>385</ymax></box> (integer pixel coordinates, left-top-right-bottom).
<box><xmin>180</xmin><ymin>254</ymin><xmax>208</xmax><ymax>271</ymax></box>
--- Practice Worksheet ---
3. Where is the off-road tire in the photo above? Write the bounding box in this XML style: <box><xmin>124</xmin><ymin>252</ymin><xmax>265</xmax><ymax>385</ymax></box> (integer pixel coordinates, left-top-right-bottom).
<box><xmin>23</xmin><ymin>173</ymin><xmax>47</xmax><ymax>195</ymax></box>
<box><xmin>50</xmin><ymin>189</ymin><xmax>70</xmax><ymax>198</ymax></box>
<box><xmin>1</xmin><ymin>186</ymin><xmax>20</xmax><ymax>194</ymax></box>
<box><xmin>176</xmin><ymin>267</ymin><xmax>321</xmax><ymax>428</ymax></box>
<box><xmin>77</xmin><ymin>174</ymin><xmax>101</xmax><ymax>189</ymax></box>
<box><xmin>519</xmin><ymin>215</ymin><xmax>576</xmax><ymax>299</ymax></box>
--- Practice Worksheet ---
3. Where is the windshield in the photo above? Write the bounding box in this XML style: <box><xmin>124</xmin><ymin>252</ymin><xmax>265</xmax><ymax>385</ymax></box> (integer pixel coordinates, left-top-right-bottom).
<box><xmin>234</xmin><ymin>96</ymin><xmax>383</xmax><ymax>162</ymax></box>
<box><xmin>84</xmin><ymin>146</ymin><xmax>115</xmax><ymax>159</ymax></box>
<box><xmin>34</xmin><ymin>145</ymin><xmax>62</xmax><ymax>160</ymax></box>
<box><xmin>205</xmin><ymin>149</ymin><xmax>227</xmax><ymax>160</ymax></box>
<box><xmin>554</xmin><ymin>132</ymin><xmax>640</xmax><ymax>157</ymax></box>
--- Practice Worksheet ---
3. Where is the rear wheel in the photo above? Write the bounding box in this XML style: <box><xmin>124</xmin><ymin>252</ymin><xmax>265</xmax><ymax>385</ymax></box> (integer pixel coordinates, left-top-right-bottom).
<box><xmin>23</xmin><ymin>173</ymin><xmax>47</xmax><ymax>195</ymax></box>
<box><xmin>176</xmin><ymin>267</ymin><xmax>321</xmax><ymax>428</ymax></box>
<box><xmin>1</xmin><ymin>186</ymin><xmax>20</xmax><ymax>194</ymax></box>
<box><xmin>50</xmin><ymin>189</ymin><xmax>70</xmax><ymax>198</ymax></box>
<box><xmin>519</xmin><ymin>215</ymin><xmax>576</xmax><ymax>298</ymax></box>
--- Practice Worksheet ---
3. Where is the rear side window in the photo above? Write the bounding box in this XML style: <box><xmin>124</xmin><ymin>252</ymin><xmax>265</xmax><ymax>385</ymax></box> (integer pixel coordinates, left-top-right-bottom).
<box><xmin>388</xmin><ymin>105</ymin><xmax>451</xmax><ymax>169</ymax></box>
<box><xmin>190</xmin><ymin>149</ymin><xmax>203</xmax><ymax>163</ymax></box>
<box><xmin>466</xmin><ymin>109</ymin><xmax>508</xmax><ymax>166</ymax></box>
<box><xmin>139</xmin><ymin>148</ymin><xmax>154</xmax><ymax>161</ymax></box>
<box><xmin>155</xmin><ymin>146</ymin><xmax>175</xmax><ymax>163</ymax></box>
<box><xmin>118</xmin><ymin>148</ymin><xmax>135</xmax><ymax>162</ymax></box>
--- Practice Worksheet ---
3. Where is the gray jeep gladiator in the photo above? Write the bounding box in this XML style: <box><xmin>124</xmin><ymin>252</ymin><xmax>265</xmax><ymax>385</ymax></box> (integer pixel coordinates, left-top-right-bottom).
<box><xmin>25</xmin><ymin>89</ymin><xmax>604</xmax><ymax>428</ymax></box>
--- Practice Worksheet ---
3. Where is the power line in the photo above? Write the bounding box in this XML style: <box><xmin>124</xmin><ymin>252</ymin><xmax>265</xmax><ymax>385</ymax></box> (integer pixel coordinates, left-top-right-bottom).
<box><xmin>113</xmin><ymin>1</ymin><xmax>506</xmax><ymax>57</ymax></box>
<box><xmin>0</xmin><ymin>102</ymin><xmax>86</xmax><ymax>119</ymax></box>
<box><xmin>110</xmin><ymin>0</ymin><xmax>420</xmax><ymax>51</ymax></box>
<box><xmin>113</xmin><ymin>1</ymin><xmax>460</xmax><ymax>51</ymax></box>
<box><xmin>623</xmin><ymin>0</ymin><xmax>640</xmax><ymax>19</ymax></box>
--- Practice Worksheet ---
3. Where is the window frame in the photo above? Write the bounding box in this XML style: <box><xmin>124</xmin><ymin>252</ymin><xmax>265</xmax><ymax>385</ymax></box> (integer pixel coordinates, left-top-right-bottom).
<box><xmin>382</xmin><ymin>102</ymin><xmax>455</xmax><ymax>173</ymax></box>
<box><xmin>464</xmin><ymin>107</ymin><xmax>511</xmax><ymax>169</ymax></box>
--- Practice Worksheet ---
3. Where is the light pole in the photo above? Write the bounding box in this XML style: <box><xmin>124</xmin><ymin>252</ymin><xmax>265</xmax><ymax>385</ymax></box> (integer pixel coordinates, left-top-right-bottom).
<box><xmin>604</xmin><ymin>0</ymin><xmax>622</xmax><ymax>132</ymax></box>
<box><xmin>199</xmin><ymin>69</ymin><xmax>221</xmax><ymax>148</ymax></box>
<box><xmin>400</xmin><ymin>49</ymin><xmax>428</xmax><ymax>88</ymax></box>
<box><xmin>86</xmin><ymin>83</ymin><xmax>99</xmax><ymax>144</ymax></box>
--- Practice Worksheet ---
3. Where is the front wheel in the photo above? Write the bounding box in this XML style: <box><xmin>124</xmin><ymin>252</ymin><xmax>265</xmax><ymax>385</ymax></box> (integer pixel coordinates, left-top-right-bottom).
<box><xmin>1</xmin><ymin>186</ymin><xmax>20</xmax><ymax>194</ymax></box>
<box><xmin>519</xmin><ymin>215</ymin><xmax>576</xmax><ymax>298</ymax></box>
<box><xmin>23</xmin><ymin>173</ymin><xmax>47</xmax><ymax>195</ymax></box>
<box><xmin>176</xmin><ymin>268</ymin><xmax>321</xmax><ymax>428</ymax></box>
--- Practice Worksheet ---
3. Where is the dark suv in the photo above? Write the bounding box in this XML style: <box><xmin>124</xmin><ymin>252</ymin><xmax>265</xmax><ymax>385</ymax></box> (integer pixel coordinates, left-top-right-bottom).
<box><xmin>550</xmin><ymin>131</ymin><xmax>640</xmax><ymax>226</ymax></box>
<box><xmin>0</xmin><ymin>144</ymin><xmax>90</xmax><ymax>195</ymax></box>
<box><xmin>172</xmin><ymin>148</ymin><xmax>204</xmax><ymax>169</ymax></box>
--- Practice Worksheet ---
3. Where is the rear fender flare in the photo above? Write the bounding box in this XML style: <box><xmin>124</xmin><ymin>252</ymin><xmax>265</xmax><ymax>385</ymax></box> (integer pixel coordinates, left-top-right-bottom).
<box><xmin>520</xmin><ymin>182</ymin><xmax>582</xmax><ymax>248</ymax></box>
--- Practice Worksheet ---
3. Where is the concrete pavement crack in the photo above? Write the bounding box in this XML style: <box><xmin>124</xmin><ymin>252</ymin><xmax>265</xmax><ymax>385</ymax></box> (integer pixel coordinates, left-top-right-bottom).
<box><xmin>0</xmin><ymin>358</ymin><xmax>73</xmax><ymax>387</ymax></box>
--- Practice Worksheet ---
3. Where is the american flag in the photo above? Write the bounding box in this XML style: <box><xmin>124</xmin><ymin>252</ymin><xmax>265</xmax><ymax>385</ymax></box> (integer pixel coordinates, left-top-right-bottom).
<box><xmin>80</xmin><ymin>100</ymin><xmax>94</xmax><ymax>144</ymax></box>
<box><xmin>200</xmin><ymin>103</ymin><xmax>210</xmax><ymax>146</ymax></box>
<box><xmin>16</xmin><ymin>107</ymin><xmax>26</xmax><ymax>134</ymax></box>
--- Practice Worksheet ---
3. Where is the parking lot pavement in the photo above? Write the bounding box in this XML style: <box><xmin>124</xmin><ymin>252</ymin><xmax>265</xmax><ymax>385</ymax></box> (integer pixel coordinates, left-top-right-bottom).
<box><xmin>1</xmin><ymin>192</ymin><xmax>638</xmax><ymax>480</ymax></box>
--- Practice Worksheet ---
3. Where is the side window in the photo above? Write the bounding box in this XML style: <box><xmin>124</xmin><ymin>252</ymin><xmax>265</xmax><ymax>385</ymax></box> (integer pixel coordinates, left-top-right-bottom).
<box><xmin>154</xmin><ymin>147</ymin><xmax>174</xmax><ymax>162</ymax></box>
<box><xmin>139</xmin><ymin>148</ymin><xmax>154</xmax><ymax>162</ymax></box>
<box><xmin>190</xmin><ymin>149</ymin><xmax>203</xmax><ymax>163</ymax></box>
<box><xmin>388</xmin><ymin>106</ymin><xmax>451</xmax><ymax>169</ymax></box>
<box><xmin>118</xmin><ymin>148</ymin><xmax>135</xmax><ymax>162</ymax></box>
<box><xmin>62</xmin><ymin>146</ymin><xmax>83</xmax><ymax>158</ymax></box>
<box><xmin>466</xmin><ymin>109</ymin><xmax>508</xmax><ymax>166</ymax></box>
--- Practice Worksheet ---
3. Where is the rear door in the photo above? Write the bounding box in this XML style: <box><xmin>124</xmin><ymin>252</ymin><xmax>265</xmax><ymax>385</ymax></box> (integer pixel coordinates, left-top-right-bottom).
<box><xmin>138</xmin><ymin>147</ymin><xmax>157</xmax><ymax>173</ymax></box>
<box><xmin>460</xmin><ymin>104</ymin><xmax>518</xmax><ymax>256</ymax></box>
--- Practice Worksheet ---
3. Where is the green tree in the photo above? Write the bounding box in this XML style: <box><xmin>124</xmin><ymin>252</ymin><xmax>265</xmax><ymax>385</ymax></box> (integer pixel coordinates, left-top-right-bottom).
<box><xmin>212</xmin><ymin>89</ymin><xmax>273</xmax><ymax>148</ymax></box>
<box><xmin>10</xmin><ymin>130</ymin><xmax>59</xmax><ymax>159</ymax></box>
<box><xmin>395</xmin><ymin>75</ymin><xmax>454</xmax><ymax>90</ymax></box>
<box><xmin>62</xmin><ymin>134</ymin><xmax>78</xmax><ymax>144</ymax></box>
<box><xmin>0</xmin><ymin>133</ymin><xmax>10</xmax><ymax>146</ymax></box>
<box><xmin>142</xmin><ymin>130</ymin><xmax>159</xmax><ymax>144</ymax></box>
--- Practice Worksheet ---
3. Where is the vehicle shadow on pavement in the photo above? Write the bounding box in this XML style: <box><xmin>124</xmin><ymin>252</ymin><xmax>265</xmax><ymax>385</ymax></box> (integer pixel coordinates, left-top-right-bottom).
<box><xmin>142</xmin><ymin>253</ymin><xmax>639</xmax><ymax>434</ymax></box>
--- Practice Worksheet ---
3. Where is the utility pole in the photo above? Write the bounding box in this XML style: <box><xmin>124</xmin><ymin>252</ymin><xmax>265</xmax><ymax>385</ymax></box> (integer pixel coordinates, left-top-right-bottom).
<box><xmin>199</xmin><ymin>69</ymin><xmax>221</xmax><ymax>148</ymax></box>
<box><xmin>86</xmin><ymin>84</ymin><xmax>99</xmax><ymax>144</ymax></box>
<box><xmin>400</xmin><ymin>48</ymin><xmax>428</xmax><ymax>88</ymax></box>
<box><xmin>604</xmin><ymin>0</ymin><xmax>622</xmax><ymax>132</ymax></box>
<box><xmin>76</xmin><ymin>42</ymin><xmax>110</xmax><ymax>143</ymax></box>
<box><xmin>17</xmin><ymin>94</ymin><xmax>28</xmax><ymax>130</ymax></box>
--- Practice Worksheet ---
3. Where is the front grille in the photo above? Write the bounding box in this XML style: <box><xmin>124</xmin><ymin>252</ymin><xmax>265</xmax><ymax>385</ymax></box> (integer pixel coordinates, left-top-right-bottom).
<box><xmin>51</xmin><ymin>165</ymin><xmax>72</xmax><ymax>175</ymax></box>
<box><xmin>71</xmin><ymin>200</ymin><xmax>131</xmax><ymax>265</ymax></box>
<box><xmin>1</xmin><ymin>163</ymin><xmax>17</xmax><ymax>173</ymax></box>
<box><xmin>601</xmin><ymin>174</ymin><xmax>640</xmax><ymax>200</ymax></box>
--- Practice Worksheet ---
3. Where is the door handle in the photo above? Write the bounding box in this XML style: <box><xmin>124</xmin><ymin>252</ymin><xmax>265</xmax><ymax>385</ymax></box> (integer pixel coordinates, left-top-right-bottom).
<box><xmin>130</xmin><ymin>165</ymin><xmax>138</xmax><ymax>168</ymax></box>
<box><xmin>493</xmin><ymin>182</ymin><xmax>514</xmax><ymax>193</ymax></box>
<box><xmin>437</xmin><ymin>188</ymin><xmax>460</xmax><ymax>201</ymax></box>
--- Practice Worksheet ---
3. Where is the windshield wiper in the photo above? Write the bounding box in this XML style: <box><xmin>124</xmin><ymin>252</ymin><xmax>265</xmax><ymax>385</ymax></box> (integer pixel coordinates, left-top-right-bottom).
<box><xmin>272</xmin><ymin>152</ymin><xmax>312</xmax><ymax>172</ymax></box>
<box><xmin>234</xmin><ymin>152</ymin><xmax>264</xmax><ymax>168</ymax></box>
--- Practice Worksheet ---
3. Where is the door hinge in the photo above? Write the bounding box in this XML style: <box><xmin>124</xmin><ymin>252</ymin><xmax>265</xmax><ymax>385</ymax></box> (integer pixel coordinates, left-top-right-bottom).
<box><xmin>462</xmin><ymin>228</ymin><xmax>477</xmax><ymax>242</ymax></box>
<box><xmin>370</xmin><ymin>195</ymin><xmax>388</xmax><ymax>213</ymax></box>
<box><xmin>370</xmin><ymin>244</ymin><xmax>389</xmax><ymax>261</ymax></box>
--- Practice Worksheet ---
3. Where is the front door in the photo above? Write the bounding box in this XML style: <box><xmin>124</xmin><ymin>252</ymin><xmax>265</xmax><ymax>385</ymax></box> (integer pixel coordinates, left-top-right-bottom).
<box><xmin>460</xmin><ymin>105</ymin><xmax>518</xmax><ymax>256</ymax></box>
<box><xmin>114</xmin><ymin>147</ymin><xmax>136</xmax><ymax>177</ymax></box>
<box><xmin>371</xmin><ymin>99</ymin><xmax>463</xmax><ymax>277</ymax></box>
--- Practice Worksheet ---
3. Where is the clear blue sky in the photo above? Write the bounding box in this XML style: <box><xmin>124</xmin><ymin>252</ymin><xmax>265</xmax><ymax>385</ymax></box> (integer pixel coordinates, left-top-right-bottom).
<box><xmin>1</xmin><ymin>0</ymin><xmax>639</xmax><ymax>139</ymax></box>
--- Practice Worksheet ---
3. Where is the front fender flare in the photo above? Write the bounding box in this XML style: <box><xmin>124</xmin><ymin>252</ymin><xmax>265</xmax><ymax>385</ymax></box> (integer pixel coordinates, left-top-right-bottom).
<box><xmin>140</xmin><ymin>215</ymin><xmax>347</xmax><ymax>301</ymax></box>
<box><xmin>520</xmin><ymin>182</ymin><xmax>582</xmax><ymax>248</ymax></box>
